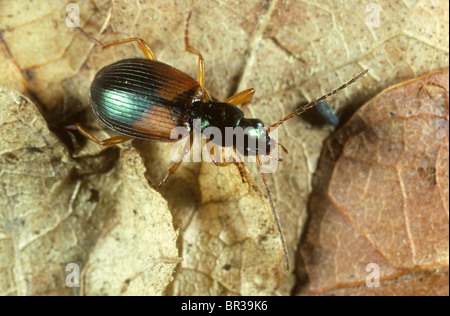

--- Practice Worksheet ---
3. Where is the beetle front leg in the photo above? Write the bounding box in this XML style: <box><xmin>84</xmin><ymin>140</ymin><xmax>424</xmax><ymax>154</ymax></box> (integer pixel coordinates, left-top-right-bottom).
<box><xmin>225</xmin><ymin>88</ymin><xmax>255</xmax><ymax>108</ymax></box>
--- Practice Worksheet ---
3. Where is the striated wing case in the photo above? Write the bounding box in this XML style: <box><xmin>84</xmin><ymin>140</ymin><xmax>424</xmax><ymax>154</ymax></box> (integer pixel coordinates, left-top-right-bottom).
<box><xmin>89</xmin><ymin>58</ymin><xmax>203</xmax><ymax>142</ymax></box>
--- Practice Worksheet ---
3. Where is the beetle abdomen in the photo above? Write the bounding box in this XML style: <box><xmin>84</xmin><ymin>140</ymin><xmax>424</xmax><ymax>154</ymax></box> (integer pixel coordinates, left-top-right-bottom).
<box><xmin>89</xmin><ymin>58</ymin><xmax>202</xmax><ymax>142</ymax></box>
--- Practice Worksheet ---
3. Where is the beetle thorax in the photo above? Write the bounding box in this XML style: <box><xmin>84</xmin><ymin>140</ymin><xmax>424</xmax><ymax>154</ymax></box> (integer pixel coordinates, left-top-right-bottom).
<box><xmin>191</xmin><ymin>101</ymin><xmax>274</xmax><ymax>156</ymax></box>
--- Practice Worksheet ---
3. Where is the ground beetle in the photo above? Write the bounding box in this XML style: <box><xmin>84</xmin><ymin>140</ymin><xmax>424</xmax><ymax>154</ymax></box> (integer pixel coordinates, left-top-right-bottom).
<box><xmin>68</xmin><ymin>11</ymin><xmax>368</xmax><ymax>271</ymax></box>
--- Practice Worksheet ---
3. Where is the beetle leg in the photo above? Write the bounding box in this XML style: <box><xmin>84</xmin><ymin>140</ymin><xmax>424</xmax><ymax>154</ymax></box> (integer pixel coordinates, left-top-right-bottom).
<box><xmin>149</xmin><ymin>160</ymin><xmax>183</xmax><ymax>189</ymax></box>
<box><xmin>224</xmin><ymin>88</ymin><xmax>255</xmax><ymax>108</ymax></box>
<box><xmin>233</xmin><ymin>161</ymin><xmax>260</xmax><ymax>191</ymax></box>
<box><xmin>73</xmin><ymin>22</ymin><xmax>157</xmax><ymax>60</ymax></box>
<box><xmin>212</xmin><ymin>160</ymin><xmax>232</xmax><ymax>167</ymax></box>
<box><xmin>204</xmin><ymin>140</ymin><xmax>232</xmax><ymax>166</ymax></box>
<box><xmin>148</xmin><ymin>134</ymin><xmax>193</xmax><ymax>189</ymax></box>
<box><xmin>185</xmin><ymin>12</ymin><xmax>206</xmax><ymax>92</ymax></box>
<box><xmin>210</xmin><ymin>158</ymin><xmax>254</xmax><ymax>186</ymax></box>
<box><xmin>205</xmin><ymin>142</ymin><xmax>259</xmax><ymax>190</ymax></box>
<box><xmin>101</xmin><ymin>38</ymin><xmax>157</xmax><ymax>60</ymax></box>
<box><xmin>68</xmin><ymin>123</ymin><xmax>132</xmax><ymax>146</ymax></box>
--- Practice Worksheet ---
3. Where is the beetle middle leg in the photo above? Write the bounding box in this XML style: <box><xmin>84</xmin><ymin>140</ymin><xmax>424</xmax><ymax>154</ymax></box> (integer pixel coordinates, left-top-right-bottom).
<box><xmin>185</xmin><ymin>11</ymin><xmax>209</xmax><ymax>98</ymax></box>
<box><xmin>146</xmin><ymin>133</ymin><xmax>193</xmax><ymax>189</ymax></box>
<box><xmin>148</xmin><ymin>160</ymin><xmax>183</xmax><ymax>189</ymax></box>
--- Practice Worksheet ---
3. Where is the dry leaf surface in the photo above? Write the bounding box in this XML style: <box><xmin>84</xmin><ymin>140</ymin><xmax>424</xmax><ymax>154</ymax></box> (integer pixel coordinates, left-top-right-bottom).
<box><xmin>0</xmin><ymin>0</ymin><xmax>449</xmax><ymax>295</ymax></box>
<box><xmin>0</xmin><ymin>86</ymin><xmax>177</xmax><ymax>295</ymax></box>
<box><xmin>83</xmin><ymin>149</ymin><xmax>178</xmax><ymax>296</ymax></box>
<box><xmin>0</xmin><ymin>85</ymin><xmax>75</xmax><ymax>295</ymax></box>
<box><xmin>297</xmin><ymin>70</ymin><xmax>449</xmax><ymax>295</ymax></box>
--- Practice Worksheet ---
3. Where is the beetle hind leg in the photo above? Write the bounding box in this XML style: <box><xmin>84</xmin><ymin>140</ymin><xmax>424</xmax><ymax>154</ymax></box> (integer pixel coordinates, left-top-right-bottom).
<box><xmin>69</xmin><ymin>14</ymin><xmax>157</xmax><ymax>60</ymax></box>
<box><xmin>67</xmin><ymin>123</ymin><xmax>132</xmax><ymax>146</ymax></box>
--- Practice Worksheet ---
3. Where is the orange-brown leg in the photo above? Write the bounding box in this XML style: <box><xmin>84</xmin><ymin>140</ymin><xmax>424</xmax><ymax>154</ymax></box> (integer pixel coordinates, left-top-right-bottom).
<box><xmin>211</xmin><ymin>157</ymin><xmax>259</xmax><ymax>190</ymax></box>
<box><xmin>204</xmin><ymin>140</ymin><xmax>233</xmax><ymax>166</ymax></box>
<box><xmin>68</xmin><ymin>20</ymin><xmax>157</xmax><ymax>143</ymax></box>
<box><xmin>205</xmin><ymin>141</ymin><xmax>259</xmax><ymax>190</ymax></box>
<box><xmin>73</xmin><ymin>19</ymin><xmax>157</xmax><ymax>60</ymax></box>
<box><xmin>233</xmin><ymin>161</ymin><xmax>260</xmax><ymax>191</ymax></box>
<box><xmin>212</xmin><ymin>160</ymin><xmax>233</xmax><ymax>167</ymax></box>
<box><xmin>149</xmin><ymin>160</ymin><xmax>183</xmax><ymax>189</ymax></box>
<box><xmin>147</xmin><ymin>134</ymin><xmax>193</xmax><ymax>189</ymax></box>
<box><xmin>68</xmin><ymin>123</ymin><xmax>132</xmax><ymax>146</ymax></box>
<box><xmin>185</xmin><ymin>12</ymin><xmax>212</xmax><ymax>100</ymax></box>
<box><xmin>225</xmin><ymin>88</ymin><xmax>255</xmax><ymax>108</ymax></box>
<box><xmin>185</xmin><ymin>13</ymin><xmax>254</xmax><ymax>106</ymax></box>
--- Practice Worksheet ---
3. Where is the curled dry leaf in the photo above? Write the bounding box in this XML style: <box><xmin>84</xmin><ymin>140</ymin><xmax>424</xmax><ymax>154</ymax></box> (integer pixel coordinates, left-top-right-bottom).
<box><xmin>83</xmin><ymin>148</ymin><xmax>178</xmax><ymax>296</ymax></box>
<box><xmin>0</xmin><ymin>0</ymin><xmax>448</xmax><ymax>295</ymax></box>
<box><xmin>0</xmin><ymin>85</ymin><xmax>75</xmax><ymax>295</ymax></box>
<box><xmin>0</xmin><ymin>86</ymin><xmax>178</xmax><ymax>295</ymax></box>
<box><xmin>297</xmin><ymin>70</ymin><xmax>449</xmax><ymax>295</ymax></box>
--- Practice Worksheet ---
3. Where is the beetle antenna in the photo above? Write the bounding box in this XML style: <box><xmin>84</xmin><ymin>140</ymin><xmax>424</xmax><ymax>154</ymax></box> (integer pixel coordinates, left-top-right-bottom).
<box><xmin>256</xmin><ymin>156</ymin><xmax>290</xmax><ymax>271</ymax></box>
<box><xmin>270</xmin><ymin>69</ymin><xmax>368</xmax><ymax>129</ymax></box>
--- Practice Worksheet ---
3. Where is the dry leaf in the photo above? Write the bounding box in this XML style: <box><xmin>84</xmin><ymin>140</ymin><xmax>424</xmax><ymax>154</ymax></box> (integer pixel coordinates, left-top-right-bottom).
<box><xmin>0</xmin><ymin>86</ymin><xmax>177</xmax><ymax>295</ymax></box>
<box><xmin>0</xmin><ymin>0</ymin><xmax>448</xmax><ymax>295</ymax></box>
<box><xmin>0</xmin><ymin>85</ymin><xmax>75</xmax><ymax>295</ymax></box>
<box><xmin>297</xmin><ymin>70</ymin><xmax>449</xmax><ymax>295</ymax></box>
<box><xmin>169</xmin><ymin>162</ymin><xmax>283</xmax><ymax>295</ymax></box>
<box><xmin>83</xmin><ymin>148</ymin><xmax>178</xmax><ymax>296</ymax></box>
